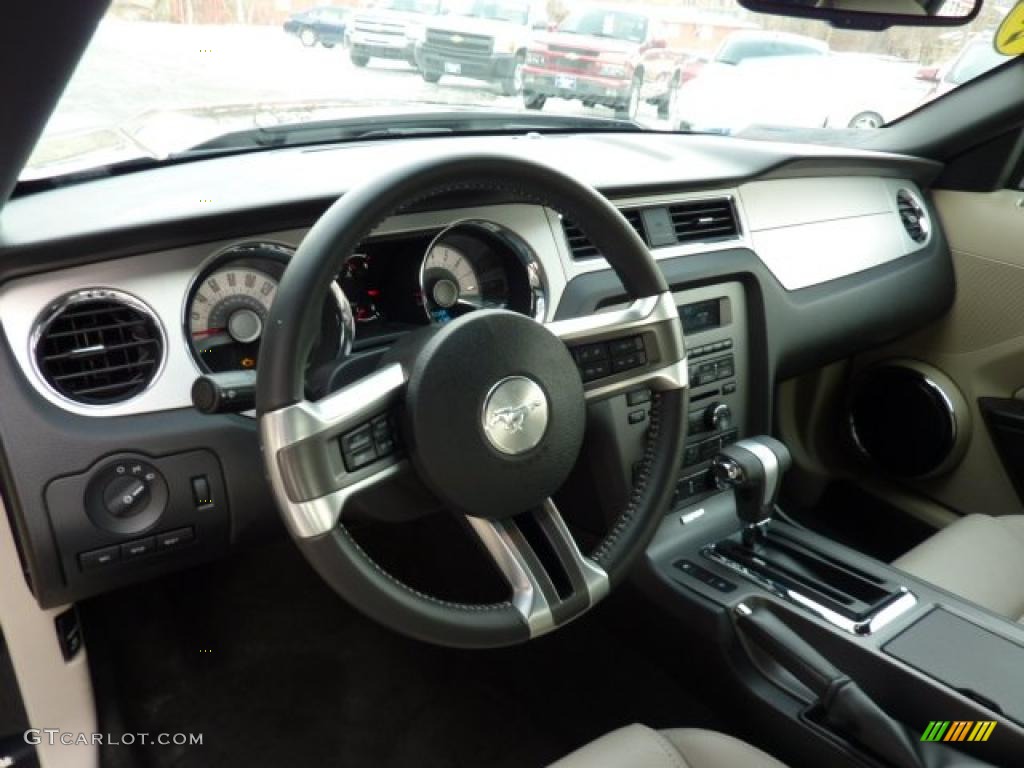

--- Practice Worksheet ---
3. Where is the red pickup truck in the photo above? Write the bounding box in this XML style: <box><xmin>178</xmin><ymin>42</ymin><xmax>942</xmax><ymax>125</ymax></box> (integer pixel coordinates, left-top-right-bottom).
<box><xmin>522</xmin><ymin>6</ymin><xmax>686</xmax><ymax>119</ymax></box>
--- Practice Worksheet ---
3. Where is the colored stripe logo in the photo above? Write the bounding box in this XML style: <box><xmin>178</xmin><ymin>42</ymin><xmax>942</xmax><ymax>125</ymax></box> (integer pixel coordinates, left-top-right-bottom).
<box><xmin>921</xmin><ymin>721</ymin><xmax>997</xmax><ymax>742</ymax></box>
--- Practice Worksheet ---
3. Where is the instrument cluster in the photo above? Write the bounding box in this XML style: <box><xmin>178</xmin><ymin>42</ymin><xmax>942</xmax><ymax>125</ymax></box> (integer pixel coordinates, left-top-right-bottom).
<box><xmin>184</xmin><ymin>222</ymin><xmax>546</xmax><ymax>374</ymax></box>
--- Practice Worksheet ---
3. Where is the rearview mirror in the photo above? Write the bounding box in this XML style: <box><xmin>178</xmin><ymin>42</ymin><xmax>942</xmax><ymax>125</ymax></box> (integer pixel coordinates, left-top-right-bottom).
<box><xmin>736</xmin><ymin>0</ymin><xmax>980</xmax><ymax>31</ymax></box>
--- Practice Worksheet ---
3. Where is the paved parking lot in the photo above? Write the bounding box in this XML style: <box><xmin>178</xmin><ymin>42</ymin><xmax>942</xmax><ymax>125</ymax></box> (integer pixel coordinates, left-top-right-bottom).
<box><xmin>45</xmin><ymin>20</ymin><xmax>667</xmax><ymax>141</ymax></box>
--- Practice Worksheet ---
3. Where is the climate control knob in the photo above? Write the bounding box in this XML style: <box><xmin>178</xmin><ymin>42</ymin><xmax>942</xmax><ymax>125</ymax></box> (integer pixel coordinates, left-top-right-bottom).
<box><xmin>705</xmin><ymin>402</ymin><xmax>733</xmax><ymax>432</ymax></box>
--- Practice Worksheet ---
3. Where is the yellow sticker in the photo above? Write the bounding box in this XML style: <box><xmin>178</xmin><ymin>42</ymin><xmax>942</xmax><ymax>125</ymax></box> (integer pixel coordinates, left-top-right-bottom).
<box><xmin>996</xmin><ymin>1</ymin><xmax>1024</xmax><ymax>56</ymax></box>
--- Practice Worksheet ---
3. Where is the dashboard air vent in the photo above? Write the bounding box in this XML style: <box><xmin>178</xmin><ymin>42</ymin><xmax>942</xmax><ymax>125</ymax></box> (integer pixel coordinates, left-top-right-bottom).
<box><xmin>562</xmin><ymin>211</ymin><xmax>646</xmax><ymax>261</ymax></box>
<box><xmin>666</xmin><ymin>199</ymin><xmax>739</xmax><ymax>244</ymax></box>
<box><xmin>563</xmin><ymin>197</ymin><xmax>738</xmax><ymax>260</ymax></box>
<box><xmin>34</xmin><ymin>291</ymin><xmax>164</xmax><ymax>405</ymax></box>
<box><xmin>896</xmin><ymin>189</ymin><xmax>929</xmax><ymax>244</ymax></box>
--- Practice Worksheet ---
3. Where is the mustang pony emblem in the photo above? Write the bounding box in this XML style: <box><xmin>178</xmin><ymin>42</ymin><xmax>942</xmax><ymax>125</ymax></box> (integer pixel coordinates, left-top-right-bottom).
<box><xmin>487</xmin><ymin>401</ymin><xmax>542</xmax><ymax>433</ymax></box>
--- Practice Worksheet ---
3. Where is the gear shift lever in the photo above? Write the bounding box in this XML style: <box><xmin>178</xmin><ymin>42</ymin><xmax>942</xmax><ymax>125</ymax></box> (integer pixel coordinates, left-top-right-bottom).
<box><xmin>711</xmin><ymin>436</ymin><xmax>791</xmax><ymax>547</ymax></box>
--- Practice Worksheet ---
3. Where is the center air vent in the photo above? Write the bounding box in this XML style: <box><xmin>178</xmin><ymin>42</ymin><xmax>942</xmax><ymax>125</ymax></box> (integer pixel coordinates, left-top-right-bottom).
<box><xmin>563</xmin><ymin>197</ymin><xmax>739</xmax><ymax>260</ymax></box>
<box><xmin>896</xmin><ymin>189</ymin><xmax>929</xmax><ymax>244</ymax></box>
<box><xmin>34</xmin><ymin>290</ymin><xmax>164</xmax><ymax>405</ymax></box>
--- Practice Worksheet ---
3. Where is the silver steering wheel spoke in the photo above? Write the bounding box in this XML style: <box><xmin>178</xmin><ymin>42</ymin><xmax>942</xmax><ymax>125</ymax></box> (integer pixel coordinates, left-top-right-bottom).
<box><xmin>260</xmin><ymin>363</ymin><xmax>408</xmax><ymax>538</ymax></box>
<box><xmin>546</xmin><ymin>291</ymin><xmax>688</xmax><ymax>402</ymax></box>
<box><xmin>465</xmin><ymin>498</ymin><xmax>609</xmax><ymax>637</ymax></box>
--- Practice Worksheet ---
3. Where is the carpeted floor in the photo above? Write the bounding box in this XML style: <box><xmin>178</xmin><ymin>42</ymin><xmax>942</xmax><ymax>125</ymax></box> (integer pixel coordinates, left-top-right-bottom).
<box><xmin>82</xmin><ymin>523</ymin><xmax>724</xmax><ymax>768</ymax></box>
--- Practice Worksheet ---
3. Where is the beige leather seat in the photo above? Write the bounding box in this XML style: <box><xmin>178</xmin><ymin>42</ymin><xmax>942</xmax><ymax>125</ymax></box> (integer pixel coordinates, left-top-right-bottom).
<box><xmin>550</xmin><ymin>725</ymin><xmax>788</xmax><ymax>768</ymax></box>
<box><xmin>893</xmin><ymin>514</ymin><xmax>1024</xmax><ymax>622</ymax></box>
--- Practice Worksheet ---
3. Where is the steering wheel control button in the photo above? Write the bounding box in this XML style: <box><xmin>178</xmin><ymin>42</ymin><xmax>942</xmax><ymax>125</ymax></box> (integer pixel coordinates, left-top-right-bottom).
<box><xmin>79</xmin><ymin>545</ymin><xmax>121</xmax><ymax>570</ymax></box>
<box><xmin>157</xmin><ymin>527</ymin><xmax>195</xmax><ymax>550</ymax></box>
<box><xmin>572</xmin><ymin>335</ymin><xmax>647</xmax><ymax>382</ymax></box>
<box><xmin>482</xmin><ymin>376</ymin><xmax>550</xmax><ymax>456</ymax></box>
<box><xmin>121</xmin><ymin>537</ymin><xmax>155</xmax><ymax>560</ymax></box>
<box><xmin>339</xmin><ymin>414</ymin><xmax>400</xmax><ymax>472</ymax></box>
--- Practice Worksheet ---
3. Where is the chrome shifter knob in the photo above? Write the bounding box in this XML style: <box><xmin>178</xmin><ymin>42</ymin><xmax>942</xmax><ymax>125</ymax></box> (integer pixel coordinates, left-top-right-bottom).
<box><xmin>712</xmin><ymin>436</ymin><xmax>791</xmax><ymax>546</ymax></box>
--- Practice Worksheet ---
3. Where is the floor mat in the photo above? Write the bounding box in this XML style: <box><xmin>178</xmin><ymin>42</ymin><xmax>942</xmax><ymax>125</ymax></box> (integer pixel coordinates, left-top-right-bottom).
<box><xmin>784</xmin><ymin>480</ymin><xmax>937</xmax><ymax>563</ymax></box>
<box><xmin>82</xmin><ymin>535</ymin><xmax>722</xmax><ymax>768</ymax></box>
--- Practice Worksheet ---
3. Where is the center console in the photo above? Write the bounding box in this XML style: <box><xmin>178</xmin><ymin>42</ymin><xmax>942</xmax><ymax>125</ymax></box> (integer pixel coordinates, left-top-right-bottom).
<box><xmin>640</xmin><ymin>434</ymin><xmax>1024</xmax><ymax>767</ymax></box>
<box><xmin>673</xmin><ymin>282</ymin><xmax>749</xmax><ymax>506</ymax></box>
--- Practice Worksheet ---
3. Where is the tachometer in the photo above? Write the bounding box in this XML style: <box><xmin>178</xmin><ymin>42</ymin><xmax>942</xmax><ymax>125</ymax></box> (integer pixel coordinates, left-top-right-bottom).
<box><xmin>421</xmin><ymin>234</ymin><xmax>510</xmax><ymax>323</ymax></box>
<box><xmin>420</xmin><ymin>221</ymin><xmax>547</xmax><ymax>324</ymax></box>
<box><xmin>189</xmin><ymin>266</ymin><xmax>277</xmax><ymax>372</ymax></box>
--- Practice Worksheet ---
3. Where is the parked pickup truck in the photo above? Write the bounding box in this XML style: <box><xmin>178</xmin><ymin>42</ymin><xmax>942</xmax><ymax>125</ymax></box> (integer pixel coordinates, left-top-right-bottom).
<box><xmin>523</xmin><ymin>6</ymin><xmax>686</xmax><ymax>119</ymax></box>
<box><xmin>413</xmin><ymin>0</ymin><xmax>547</xmax><ymax>96</ymax></box>
<box><xmin>348</xmin><ymin>0</ymin><xmax>442</xmax><ymax>69</ymax></box>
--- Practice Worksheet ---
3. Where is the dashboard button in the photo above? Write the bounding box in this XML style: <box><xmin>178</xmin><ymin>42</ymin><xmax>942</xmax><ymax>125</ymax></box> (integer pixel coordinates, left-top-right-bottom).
<box><xmin>121</xmin><ymin>537</ymin><xmax>155</xmax><ymax>559</ymax></box>
<box><xmin>102</xmin><ymin>475</ymin><xmax>150</xmax><ymax>518</ymax></box>
<box><xmin>157</xmin><ymin>527</ymin><xmax>194</xmax><ymax>550</ymax></box>
<box><xmin>683</xmin><ymin>444</ymin><xmax>700</xmax><ymax>465</ymax></box>
<box><xmin>628</xmin><ymin>409</ymin><xmax>646</xmax><ymax>425</ymax></box>
<box><xmin>80</xmin><ymin>546</ymin><xmax>120</xmax><ymax>570</ymax></box>
<box><xmin>723</xmin><ymin>382</ymin><xmax>737</xmax><ymax>395</ymax></box>
<box><xmin>191</xmin><ymin>476</ymin><xmax>212</xmax><ymax>508</ymax></box>
<box><xmin>627</xmin><ymin>388</ymin><xmax>652</xmax><ymax>406</ymax></box>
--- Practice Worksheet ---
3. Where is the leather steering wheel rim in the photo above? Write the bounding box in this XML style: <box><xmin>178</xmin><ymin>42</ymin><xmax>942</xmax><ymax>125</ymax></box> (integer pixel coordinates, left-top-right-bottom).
<box><xmin>257</xmin><ymin>153</ymin><xmax>688</xmax><ymax>648</ymax></box>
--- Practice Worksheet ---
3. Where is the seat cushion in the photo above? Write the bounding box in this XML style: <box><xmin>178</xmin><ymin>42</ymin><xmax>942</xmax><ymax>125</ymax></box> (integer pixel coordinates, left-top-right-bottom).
<box><xmin>893</xmin><ymin>514</ymin><xmax>1024</xmax><ymax>622</ymax></box>
<box><xmin>549</xmin><ymin>725</ymin><xmax>788</xmax><ymax>768</ymax></box>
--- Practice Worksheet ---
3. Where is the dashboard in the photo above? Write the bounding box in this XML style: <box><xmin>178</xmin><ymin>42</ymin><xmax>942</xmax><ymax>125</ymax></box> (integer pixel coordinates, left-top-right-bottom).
<box><xmin>0</xmin><ymin>132</ymin><xmax>953</xmax><ymax>608</ymax></box>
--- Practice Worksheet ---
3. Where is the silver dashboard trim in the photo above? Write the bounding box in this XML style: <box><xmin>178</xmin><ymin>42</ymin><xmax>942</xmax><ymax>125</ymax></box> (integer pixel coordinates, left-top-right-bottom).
<box><xmin>0</xmin><ymin>204</ymin><xmax>566</xmax><ymax>418</ymax></box>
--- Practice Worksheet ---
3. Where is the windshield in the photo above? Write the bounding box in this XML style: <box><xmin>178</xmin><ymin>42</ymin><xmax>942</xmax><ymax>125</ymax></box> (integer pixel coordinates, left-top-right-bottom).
<box><xmin>558</xmin><ymin>9</ymin><xmax>649</xmax><ymax>43</ymax></box>
<box><xmin>20</xmin><ymin>0</ymin><xmax>1019</xmax><ymax>184</ymax></box>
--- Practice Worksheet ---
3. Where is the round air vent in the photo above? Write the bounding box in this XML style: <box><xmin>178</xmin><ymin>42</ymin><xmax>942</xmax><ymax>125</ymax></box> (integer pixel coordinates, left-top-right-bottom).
<box><xmin>896</xmin><ymin>189</ymin><xmax>929</xmax><ymax>244</ymax></box>
<box><xmin>33</xmin><ymin>290</ymin><xmax>165</xmax><ymax>405</ymax></box>
<box><xmin>847</xmin><ymin>361</ymin><xmax>968</xmax><ymax>479</ymax></box>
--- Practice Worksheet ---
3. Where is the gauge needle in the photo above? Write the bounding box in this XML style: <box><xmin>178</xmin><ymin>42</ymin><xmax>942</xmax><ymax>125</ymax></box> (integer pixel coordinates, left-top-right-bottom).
<box><xmin>192</xmin><ymin>328</ymin><xmax>227</xmax><ymax>338</ymax></box>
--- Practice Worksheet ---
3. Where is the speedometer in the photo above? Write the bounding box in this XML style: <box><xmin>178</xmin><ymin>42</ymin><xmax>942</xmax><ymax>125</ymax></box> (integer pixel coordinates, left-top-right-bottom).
<box><xmin>185</xmin><ymin>242</ymin><xmax>353</xmax><ymax>375</ymax></box>
<box><xmin>189</xmin><ymin>266</ymin><xmax>278</xmax><ymax>373</ymax></box>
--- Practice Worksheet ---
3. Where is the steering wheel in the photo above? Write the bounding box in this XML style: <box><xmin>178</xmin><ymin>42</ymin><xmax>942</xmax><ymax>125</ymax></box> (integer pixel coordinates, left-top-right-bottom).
<box><xmin>256</xmin><ymin>154</ymin><xmax>688</xmax><ymax>648</ymax></box>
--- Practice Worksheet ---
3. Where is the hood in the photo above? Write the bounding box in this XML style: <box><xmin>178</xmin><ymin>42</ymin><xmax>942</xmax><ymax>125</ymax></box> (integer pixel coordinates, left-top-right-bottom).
<box><xmin>354</xmin><ymin>9</ymin><xmax>431</xmax><ymax>24</ymax></box>
<box><xmin>532</xmin><ymin>31</ymin><xmax>636</xmax><ymax>55</ymax></box>
<box><xmin>427</xmin><ymin>15</ymin><xmax>527</xmax><ymax>36</ymax></box>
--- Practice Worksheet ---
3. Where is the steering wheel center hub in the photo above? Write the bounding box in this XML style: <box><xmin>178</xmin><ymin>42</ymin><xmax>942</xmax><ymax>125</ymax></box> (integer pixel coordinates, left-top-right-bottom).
<box><xmin>481</xmin><ymin>375</ymin><xmax>549</xmax><ymax>455</ymax></box>
<box><xmin>403</xmin><ymin>310</ymin><xmax>584</xmax><ymax>520</ymax></box>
